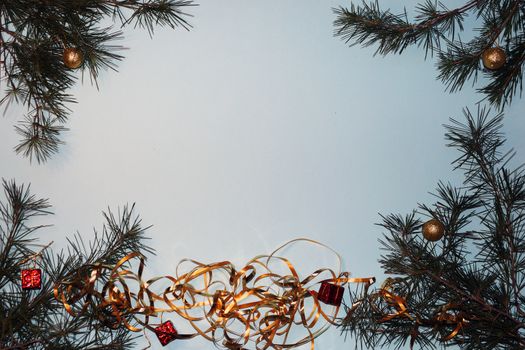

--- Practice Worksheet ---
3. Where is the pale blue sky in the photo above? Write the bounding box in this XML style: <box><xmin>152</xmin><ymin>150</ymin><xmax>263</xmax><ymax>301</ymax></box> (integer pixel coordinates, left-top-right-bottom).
<box><xmin>1</xmin><ymin>1</ymin><xmax>525</xmax><ymax>349</ymax></box>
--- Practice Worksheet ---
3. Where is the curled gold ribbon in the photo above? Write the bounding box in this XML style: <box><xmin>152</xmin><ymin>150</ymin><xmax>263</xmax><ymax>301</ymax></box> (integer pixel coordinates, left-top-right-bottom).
<box><xmin>54</xmin><ymin>239</ymin><xmax>374</xmax><ymax>349</ymax></box>
<box><xmin>368</xmin><ymin>278</ymin><xmax>412</xmax><ymax>323</ymax></box>
<box><xmin>368</xmin><ymin>279</ymin><xmax>468</xmax><ymax>343</ymax></box>
<box><xmin>376</xmin><ymin>289</ymin><xmax>412</xmax><ymax>322</ymax></box>
<box><xmin>435</xmin><ymin>304</ymin><xmax>468</xmax><ymax>341</ymax></box>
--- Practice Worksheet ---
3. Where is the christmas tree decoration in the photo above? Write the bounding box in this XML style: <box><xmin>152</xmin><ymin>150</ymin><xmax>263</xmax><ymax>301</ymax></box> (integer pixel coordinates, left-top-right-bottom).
<box><xmin>316</xmin><ymin>281</ymin><xmax>345</xmax><ymax>306</ymax></box>
<box><xmin>481</xmin><ymin>47</ymin><xmax>507</xmax><ymax>71</ymax></box>
<box><xmin>422</xmin><ymin>218</ymin><xmax>445</xmax><ymax>241</ymax></box>
<box><xmin>63</xmin><ymin>47</ymin><xmax>84</xmax><ymax>69</ymax></box>
<box><xmin>334</xmin><ymin>1</ymin><xmax>525</xmax><ymax>107</ymax></box>
<box><xmin>0</xmin><ymin>1</ymin><xmax>195</xmax><ymax>163</ymax></box>
<box><xmin>154</xmin><ymin>321</ymin><xmax>178</xmax><ymax>346</ymax></box>
<box><xmin>340</xmin><ymin>108</ymin><xmax>525</xmax><ymax>349</ymax></box>
<box><xmin>54</xmin><ymin>239</ymin><xmax>375</xmax><ymax>349</ymax></box>
<box><xmin>21</xmin><ymin>268</ymin><xmax>42</xmax><ymax>290</ymax></box>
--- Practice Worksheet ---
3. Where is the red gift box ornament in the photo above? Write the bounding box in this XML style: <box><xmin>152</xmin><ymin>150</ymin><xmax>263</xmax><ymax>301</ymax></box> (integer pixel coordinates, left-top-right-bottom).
<box><xmin>317</xmin><ymin>281</ymin><xmax>344</xmax><ymax>306</ymax></box>
<box><xmin>21</xmin><ymin>268</ymin><xmax>42</xmax><ymax>290</ymax></box>
<box><xmin>154</xmin><ymin>320</ymin><xmax>178</xmax><ymax>346</ymax></box>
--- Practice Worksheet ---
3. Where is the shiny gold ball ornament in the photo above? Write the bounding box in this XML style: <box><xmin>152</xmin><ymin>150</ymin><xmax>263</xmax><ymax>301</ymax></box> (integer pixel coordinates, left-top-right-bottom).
<box><xmin>63</xmin><ymin>47</ymin><xmax>84</xmax><ymax>69</ymax></box>
<box><xmin>422</xmin><ymin>218</ymin><xmax>445</xmax><ymax>242</ymax></box>
<box><xmin>481</xmin><ymin>47</ymin><xmax>506</xmax><ymax>70</ymax></box>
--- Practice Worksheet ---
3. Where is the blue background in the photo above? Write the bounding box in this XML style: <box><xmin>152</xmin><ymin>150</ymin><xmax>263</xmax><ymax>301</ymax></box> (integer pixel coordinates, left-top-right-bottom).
<box><xmin>1</xmin><ymin>1</ymin><xmax>524</xmax><ymax>349</ymax></box>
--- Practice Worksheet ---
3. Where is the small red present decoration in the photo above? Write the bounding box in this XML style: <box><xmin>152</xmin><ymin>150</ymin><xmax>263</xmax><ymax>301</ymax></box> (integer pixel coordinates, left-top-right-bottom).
<box><xmin>21</xmin><ymin>268</ymin><xmax>42</xmax><ymax>290</ymax></box>
<box><xmin>317</xmin><ymin>281</ymin><xmax>344</xmax><ymax>306</ymax></box>
<box><xmin>154</xmin><ymin>320</ymin><xmax>178</xmax><ymax>346</ymax></box>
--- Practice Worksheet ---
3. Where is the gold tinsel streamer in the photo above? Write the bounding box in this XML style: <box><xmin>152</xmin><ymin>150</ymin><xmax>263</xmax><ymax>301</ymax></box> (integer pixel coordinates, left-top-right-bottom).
<box><xmin>54</xmin><ymin>239</ymin><xmax>375</xmax><ymax>349</ymax></box>
<box><xmin>369</xmin><ymin>279</ymin><xmax>468</xmax><ymax>343</ymax></box>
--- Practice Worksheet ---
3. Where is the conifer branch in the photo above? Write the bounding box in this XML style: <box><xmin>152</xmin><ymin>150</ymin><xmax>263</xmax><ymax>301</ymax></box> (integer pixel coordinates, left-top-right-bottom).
<box><xmin>0</xmin><ymin>179</ymin><xmax>153</xmax><ymax>349</ymax></box>
<box><xmin>334</xmin><ymin>1</ymin><xmax>525</xmax><ymax>109</ymax></box>
<box><xmin>340</xmin><ymin>107</ymin><xmax>525</xmax><ymax>349</ymax></box>
<box><xmin>0</xmin><ymin>1</ymin><xmax>196</xmax><ymax>162</ymax></box>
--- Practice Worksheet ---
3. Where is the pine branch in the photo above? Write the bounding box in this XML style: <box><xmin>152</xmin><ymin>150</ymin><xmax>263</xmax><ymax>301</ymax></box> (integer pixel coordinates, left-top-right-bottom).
<box><xmin>340</xmin><ymin>107</ymin><xmax>525</xmax><ymax>349</ymax></box>
<box><xmin>0</xmin><ymin>179</ymin><xmax>153</xmax><ymax>349</ymax></box>
<box><xmin>0</xmin><ymin>1</ymin><xmax>196</xmax><ymax>162</ymax></box>
<box><xmin>334</xmin><ymin>0</ymin><xmax>525</xmax><ymax>109</ymax></box>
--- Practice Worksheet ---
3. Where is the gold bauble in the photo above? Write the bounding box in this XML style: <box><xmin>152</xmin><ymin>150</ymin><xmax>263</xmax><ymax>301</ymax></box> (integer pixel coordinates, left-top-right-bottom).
<box><xmin>481</xmin><ymin>47</ymin><xmax>506</xmax><ymax>70</ymax></box>
<box><xmin>422</xmin><ymin>218</ymin><xmax>445</xmax><ymax>242</ymax></box>
<box><xmin>63</xmin><ymin>47</ymin><xmax>83</xmax><ymax>69</ymax></box>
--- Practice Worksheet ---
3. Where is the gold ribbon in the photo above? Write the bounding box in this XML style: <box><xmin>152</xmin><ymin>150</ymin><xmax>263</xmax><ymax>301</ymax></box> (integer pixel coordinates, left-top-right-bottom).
<box><xmin>54</xmin><ymin>239</ymin><xmax>374</xmax><ymax>349</ymax></box>
<box><xmin>368</xmin><ymin>278</ymin><xmax>412</xmax><ymax>323</ymax></box>
<box><xmin>435</xmin><ymin>304</ymin><xmax>467</xmax><ymax>341</ymax></box>
<box><xmin>368</xmin><ymin>279</ymin><xmax>468</xmax><ymax>343</ymax></box>
<box><xmin>376</xmin><ymin>289</ymin><xmax>412</xmax><ymax>322</ymax></box>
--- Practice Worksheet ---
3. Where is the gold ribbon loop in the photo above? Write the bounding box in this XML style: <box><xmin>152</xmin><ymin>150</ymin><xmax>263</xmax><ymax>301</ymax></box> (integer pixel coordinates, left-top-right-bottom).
<box><xmin>368</xmin><ymin>279</ymin><xmax>468</xmax><ymax>344</ymax></box>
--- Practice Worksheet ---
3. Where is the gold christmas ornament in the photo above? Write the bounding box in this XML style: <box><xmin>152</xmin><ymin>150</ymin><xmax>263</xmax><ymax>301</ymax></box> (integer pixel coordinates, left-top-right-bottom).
<box><xmin>422</xmin><ymin>218</ymin><xmax>445</xmax><ymax>242</ymax></box>
<box><xmin>63</xmin><ymin>47</ymin><xmax>83</xmax><ymax>69</ymax></box>
<box><xmin>481</xmin><ymin>47</ymin><xmax>506</xmax><ymax>70</ymax></box>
